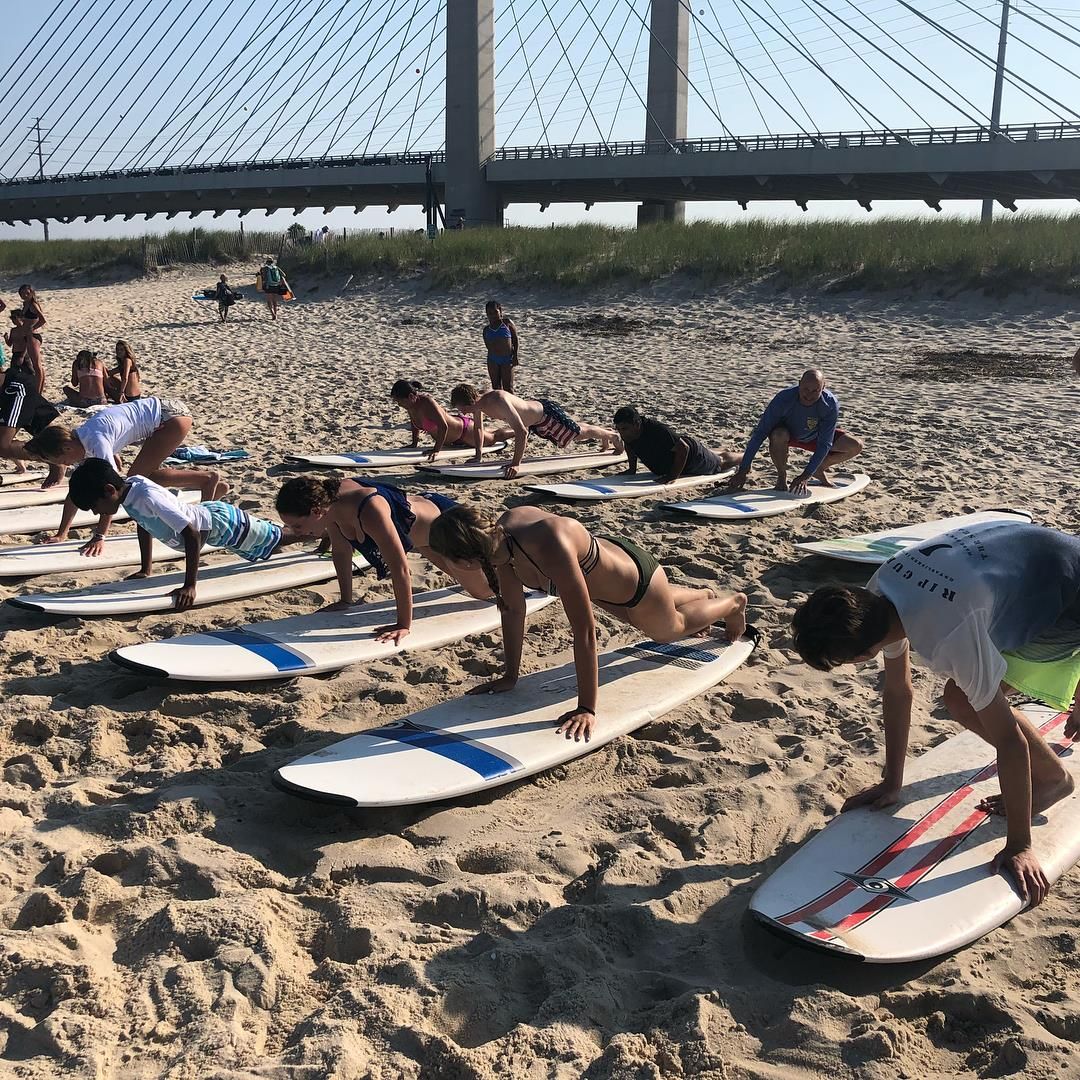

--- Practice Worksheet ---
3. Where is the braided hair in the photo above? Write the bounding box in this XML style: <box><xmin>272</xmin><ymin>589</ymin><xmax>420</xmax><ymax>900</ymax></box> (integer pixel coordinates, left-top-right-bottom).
<box><xmin>428</xmin><ymin>504</ymin><xmax>505</xmax><ymax>609</ymax></box>
<box><xmin>275</xmin><ymin>475</ymin><xmax>342</xmax><ymax>518</ymax></box>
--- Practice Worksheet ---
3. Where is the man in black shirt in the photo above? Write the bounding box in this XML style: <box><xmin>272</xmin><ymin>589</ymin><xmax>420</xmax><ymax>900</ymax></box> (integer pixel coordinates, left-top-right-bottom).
<box><xmin>613</xmin><ymin>407</ymin><xmax>739</xmax><ymax>484</ymax></box>
<box><xmin>0</xmin><ymin>372</ymin><xmax>64</xmax><ymax>485</ymax></box>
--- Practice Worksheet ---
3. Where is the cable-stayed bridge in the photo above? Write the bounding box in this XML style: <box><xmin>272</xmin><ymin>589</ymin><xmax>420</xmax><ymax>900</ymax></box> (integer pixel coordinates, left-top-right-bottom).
<box><xmin>1</xmin><ymin>0</ymin><xmax>1079</xmax><ymax>229</ymax></box>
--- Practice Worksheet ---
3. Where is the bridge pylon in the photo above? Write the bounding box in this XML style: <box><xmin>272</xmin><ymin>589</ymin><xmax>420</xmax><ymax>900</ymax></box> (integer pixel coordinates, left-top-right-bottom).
<box><xmin>637</xmin><ymin>0</ymin><xmax>689</xmax><ymax>226</ymax></box>
<box><xmin>445</xmin><ymin>0</ymin><xmax>502</xmax><ymax>227</ymax></box>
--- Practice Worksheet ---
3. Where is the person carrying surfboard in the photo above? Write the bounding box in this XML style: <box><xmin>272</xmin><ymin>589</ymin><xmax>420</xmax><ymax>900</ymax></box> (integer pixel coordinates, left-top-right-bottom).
<box><xmin>24</xmin><ymin>397</ymin><xmax>228</xmax><ymax>556</ymax></box>
<box><xmin>450</xmin><ymin>384</ymin><xmax>622</xmax><ymax>480</ymax></box>
<box><xmin>429</xmin><ymin>504</ymin><xmax>748</xmax><ymax>742</ymax></box>
<box><xmin>275</xmin><ymin>476</ymin><xmax>493</xmax><ymax>643</ymax></box>
<box><xmin>258</xmin><ymin>257</ymin><xmax>290</xmax><ymax>321</ymax></box>
<box><xmin>792</xmin><ymin>519</ymin><xmax>1080</xmax><ymax>907</ymax></box>
<box><xmin>67</xmin><ymin>459</ymin><xmax>295</xmax><ymax>610</ymax></box>
<box><xmin>214</xmin><ymin>275</ymin><xmax>237</xmax><ymax>323</ymax></box>
<box><xmin>613</xmin><ymin>406</ymin><xmax>740</xmax><ymax>484</ymax></box>
<box><xmin>390</xmin><ymin>379</ymin><xmax>504</xmax><ymax>461</ymax></box>
<box><xmin>726</xmin><ymin>369</ymin><xmax>863</xmax><ymax>495</ymax></box>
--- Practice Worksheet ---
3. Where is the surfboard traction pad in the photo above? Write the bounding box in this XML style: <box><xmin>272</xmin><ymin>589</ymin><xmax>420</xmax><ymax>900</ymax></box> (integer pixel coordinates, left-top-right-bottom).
<box><xmin>271</xmin><ymin>625</ymin><xmax>760</xmax><ymax>805</ymax></box>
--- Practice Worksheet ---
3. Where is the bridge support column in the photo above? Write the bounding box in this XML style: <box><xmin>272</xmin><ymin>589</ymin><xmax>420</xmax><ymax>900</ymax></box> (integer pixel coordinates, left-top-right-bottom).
<box><xmin>445</xmin><ymin>0</ymin><xmax>502</xmax><ymax>228</ymax></box>
<box><xmin>638</xmin><ymin>0</ymin><xmax>689</xmax><ymax>226</ymax></box>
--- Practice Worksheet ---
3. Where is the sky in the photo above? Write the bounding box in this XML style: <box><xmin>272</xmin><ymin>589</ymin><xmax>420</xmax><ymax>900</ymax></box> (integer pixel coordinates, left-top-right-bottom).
<box><xmin>1</xmin><ymin>0</ymin><xmax>1078</xmax><ymax>239</ymax></box>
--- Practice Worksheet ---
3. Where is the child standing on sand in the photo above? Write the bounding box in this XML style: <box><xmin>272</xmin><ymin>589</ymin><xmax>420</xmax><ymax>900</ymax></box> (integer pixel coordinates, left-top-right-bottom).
<box><xmin>483</xmin><ymin>300</ymin><xmax>519</xmax><ymax>392</ymax></box>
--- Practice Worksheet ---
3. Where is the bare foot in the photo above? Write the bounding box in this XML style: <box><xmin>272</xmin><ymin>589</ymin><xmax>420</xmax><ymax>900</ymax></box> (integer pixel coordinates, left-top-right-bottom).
<box><xmin>196</xmin><ymin>469</ymin><xmax>222</xmax><ymax>501</ymax></box>
<box><xmin>211</xmin><ymin>479</ymin><xmax>231</xmax><ymax>500</ymax></box>
<box><xmin>773</xmin><ymin>476</ymin><xmax>788</xmax><ymax>492</ymax></box>
<box><xmin>814</xmin><ymin>472</ymin><xmax>836</xmax><ymax>488</ymax></box>
<box><xmin>723</xmin><ymin>592</ymin><xmax>748</xmax><ymax>641</ymax></box>
<box><xmin>977</xmin><ymin>772</ymin><xmax>1075</xmax><ymax>817</ymax></box>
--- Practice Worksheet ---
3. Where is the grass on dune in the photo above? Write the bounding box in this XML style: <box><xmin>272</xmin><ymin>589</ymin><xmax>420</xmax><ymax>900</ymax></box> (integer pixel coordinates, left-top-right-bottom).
<box><xmin>2</xmin><ymin>215</ymin><xmax>1080</xmax><ymax>290</ymax></box>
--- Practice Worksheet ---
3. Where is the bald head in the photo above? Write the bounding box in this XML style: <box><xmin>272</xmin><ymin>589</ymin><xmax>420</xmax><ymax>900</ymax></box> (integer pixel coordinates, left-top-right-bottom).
<box><xmin>798</xmin><ymin>368</ymin><xmax>825</xmax><ymax>406</ymax></box>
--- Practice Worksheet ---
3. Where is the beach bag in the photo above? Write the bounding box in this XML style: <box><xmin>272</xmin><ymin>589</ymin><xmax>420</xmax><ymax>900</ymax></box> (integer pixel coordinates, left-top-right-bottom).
<box><xmin>264</xmin><ymin>265</ymin><xmax>282</xmax><ymax>289</ymax></box>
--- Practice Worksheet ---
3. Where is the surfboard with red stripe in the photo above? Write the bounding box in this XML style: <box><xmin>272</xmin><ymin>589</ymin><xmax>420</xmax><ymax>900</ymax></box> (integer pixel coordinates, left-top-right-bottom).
<box><xmin>750</xmin><ymin>706</ymin><xmax>1078</xmax><ymax>962</ymax></box>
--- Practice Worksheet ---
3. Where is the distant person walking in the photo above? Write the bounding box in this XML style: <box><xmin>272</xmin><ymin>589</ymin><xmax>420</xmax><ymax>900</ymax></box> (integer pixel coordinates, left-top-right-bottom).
<box><xmin>258</xmin><ymin>257</ymin><xmax>290</xmax><ymax>321</ymax></box>
<box><xmin>107</xmin><ymin>340</ymin><xmax>142</xmax><ymax>402</ymax></box>
<box><xmin>214</xmin><ymin>274</ymin><xmax>236</xmax><ymax>323</ymax></box>
<box><xmin>483</xmin><ymin>300</ymin><xmax>519</xmax><ymax>392</ymax></box>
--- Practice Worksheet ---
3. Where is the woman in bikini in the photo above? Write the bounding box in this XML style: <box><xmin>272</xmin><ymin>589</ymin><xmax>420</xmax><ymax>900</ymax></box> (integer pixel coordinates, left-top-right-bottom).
<box><xmin>450</xmin><ymin>383</ymin><xmax>622</xmax><ymax>479</ymax></box>
<box><xmin>107</xmin><ymin>340</ymin><xmax>142</xmax><ymax>402</ymax></box>
<box><xmin>390</xmin><ymin>379</ymin><xmax>503</xmax><ymax>461</ymax></box>
<box><xmin>275</xmin><ymin>476</ymin><xmax>492</xmax><ymax>644</ymax></box>
<box><xmin>16</xmin><ymin>286</ymin><xmax>45</xmax><ymax>393</ymax></box>
<box><xmin>64</xmin><ymin>350</ymin><xmax>109</xmax><ymax>408</ymax></box>
<box><xmin>483</xmin><ymin>300</ymin><xmax>519</xmax><ymax>392</ymax></box>
<box><xmin>430</xmin><ymin>504</ymin><xmax>748</xmax><ymax>742</ymax></box>
<box><xmin>6</xmin><ymin>308</ymin><xmax>45</xmax><ymax>394</ymax></box>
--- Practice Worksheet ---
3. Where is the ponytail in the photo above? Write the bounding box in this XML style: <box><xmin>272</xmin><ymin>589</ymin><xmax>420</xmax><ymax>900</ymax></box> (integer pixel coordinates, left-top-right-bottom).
<box><xmin>428</xmin><ymin>505</ymin><xmax>505</xmax><ymax>610</ymax></box>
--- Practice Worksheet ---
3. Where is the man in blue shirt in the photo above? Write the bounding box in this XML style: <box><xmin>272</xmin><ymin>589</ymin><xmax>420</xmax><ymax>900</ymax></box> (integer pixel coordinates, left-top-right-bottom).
<box><xmin>727</xmin><ymin>369</ymin><xmax>863</xmax><ymax>494</ymax></box>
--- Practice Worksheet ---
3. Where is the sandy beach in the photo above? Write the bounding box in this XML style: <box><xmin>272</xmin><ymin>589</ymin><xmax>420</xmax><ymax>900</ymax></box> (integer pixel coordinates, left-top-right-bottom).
<box><xmin>0</xmin><ymin>263</ymin><xmax>1078</xmax><ymax>1079</ymax></box>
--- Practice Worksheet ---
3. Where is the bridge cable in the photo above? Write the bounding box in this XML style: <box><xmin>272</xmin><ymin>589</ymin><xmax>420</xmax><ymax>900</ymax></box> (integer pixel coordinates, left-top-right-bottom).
<box><xmin>571</xmin><ymin>0</ymin><xmax>644</xmax><ymax>144</ymax></box>
<box><xmin>1011</xmin><ymin>0</ymin><xmax>1080</xmax><ymax>53</ymax></box>
<box><xmin>506</xmin><ymin>0</ymin><xmax>556</xmax><ymax>147</ymax></box>
<box><xmin>56</xmin><ymin>0</ymin><xmax>207</xmax><ymax>175</ymax></box>
<box><xmin>167</xmin><ymin>0</ymin><xmax>313</xmax><ymax>166</ymax></box>
<box><xmin>800</xmin><ymin>0</ymin><xmax>980</xmax><ymax>126</ymax></box>
<box><xmin>360</xmin><ymin>0</ymin><xmax>428</xmax><ymax>156</ymax></box>
<box><xmin>116</xmin><ymin>0</ymin><xmax>295</xmax><ymax>171</ymax></box>
<box><xmin>605</xmin><ymin>6</ymin><xmax>648</xmax><ymax>143</ymax></box>
<box><xmin>840</xmin><ymin>0</ymin><xmax>991</xmax><ymax>123</ymax></box>
<box><xmin>0</xmin><ymin>0</ymin><xmax>126</xmax><ymax>177</ymax></box>
<box><xmin>709</xmin><ymin>2</ymin><xmax>776</xmax><ymax>133</ymax></box>
<box><xmin>127</xmin><ymin>0</ymin><xmax>302</xmax><ymax>170</ymax></box>
<box><xmin>0</xmin><ymin>0</ymin><xmax>71</xmax><ymax>112</ymax></box>
<box><xmin>952</xmin><ymin>0</ymin><xmax>1080</xmax><ymax>80</ymax></box>
<box><xmin>211</xmin><ymin>0</ymin><xmax>339</xmax><ymax>163</ymax></box>
<box><xmin>405</xmin><ymin>0</ymin><xmax>446</xmax><ymax>150</ymax></box>
<box><xmin>894</xmin><ymin>0</ymin><xmax>1080</xmax><ymax>122</ymax></box>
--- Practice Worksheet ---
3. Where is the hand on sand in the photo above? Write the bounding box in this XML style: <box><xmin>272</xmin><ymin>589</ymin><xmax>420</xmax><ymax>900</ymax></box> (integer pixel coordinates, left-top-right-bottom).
<box><xmin>841</xmin><ymin>781</ymin><xmax>901</xmax><ymax>812</ymax></box>
<box><xmin>171</xmin><ymin>585</ymin><xmax>196</xmax><ymax>611</ymax></box>
<box><xmin>80</xmin><ymin>537</ymin><xmax>105</xmax><ymax>558</ymax></box>
<box><xmin>556</xmin><ymin>706</ymin><xmax>595</xmax><ymax>743</ymax></box>
<box><xmin>375</xmin><ymin>624</ymin><xmax>410</xmax><ymax>646</ymax></box>
<box><xmin>724</xmin><ymin>469</ymin><xmax>748</xmax><ymax>493</ymax></box>
<box><xmin>39</xmin><ymin>532</ymin><xmax>69</xmax><ymax>546</ymax></box>
<box><xmin>467</xmin><ymin>675</ymin><xmax>518</xmax><ymax>696</ymax></box>
<box><xmin>993</xmin><ymin>844</ymin><xmax>1049</xmax><ymax>906</ymax></box>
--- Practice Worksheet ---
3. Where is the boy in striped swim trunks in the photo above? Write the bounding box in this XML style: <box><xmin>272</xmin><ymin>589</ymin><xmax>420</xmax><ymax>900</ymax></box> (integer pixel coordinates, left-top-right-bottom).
<box><xmin>68</xmin><ymin>458</ymin><xmax>297</xmax><ymax>610</ymax></box>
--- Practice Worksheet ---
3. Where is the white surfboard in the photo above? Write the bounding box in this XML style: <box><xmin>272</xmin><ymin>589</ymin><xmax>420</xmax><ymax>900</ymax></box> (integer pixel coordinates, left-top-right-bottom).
<box><xmin>110</xmin><ymin>587</ymin><xmax>556</xmax><ymax>681</ymax></box>
<box><xmin>795</xmin><ymin>509</ymin><xmax>1033</xmax><ymax>565</ymax></box>
<box><xmin>417</xmin><ymin>450</ymin><xmax>629</xmax><ymax>480</ymax></box>
<box><xmin>0</xmin><ymin>534</ymin><xmax>197</xmax><ymax>578</ymax></box>
<box><xmin>274</xmin><ymin>628</ymin><xmax>758</xmax><ymax>806</ymax></box>
<box><xmin>0</xmin><ymin>469</ymin><xmax>50</xmax><ymax>487</ymax></box>
<box><xmin>524</xmin><ymin>468</ymin><xmax>734</xmax><ymax>502</ymax></box>
<box><xmin>285</xmin><ymin>442</ymin><xmax>507</xmax><ymax>469</ymax></box>
<box><xmin>750</xmin><ymin>706</ymin><xmax>1079</xmax><ymax>962</ymax></box>
<box><xmin>9</xmin><ymin>549</ymin><xmax>346</xmax><ymax>616</ymax></box>
<box><xmin>664</xmin><ymin>473</ymin><xmax>871</xmax><ymax>520</ymax></box>
<box><xmin>0</xmin><ymin>489</ymin><xmax>200</xmax><ymax>538</ymax></box>
<box><xmin>0</xmin><ymin>483</ymin><xmax>69</xmax><ymax>511</ymax></box>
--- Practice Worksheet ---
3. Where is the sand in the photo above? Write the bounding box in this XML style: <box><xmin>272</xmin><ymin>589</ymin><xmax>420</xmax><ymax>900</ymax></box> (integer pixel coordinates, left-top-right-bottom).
<box><xmin>0</xmin><ymin>263</ymin><xmax>1078</xmax><ymax>1079</ymax></box>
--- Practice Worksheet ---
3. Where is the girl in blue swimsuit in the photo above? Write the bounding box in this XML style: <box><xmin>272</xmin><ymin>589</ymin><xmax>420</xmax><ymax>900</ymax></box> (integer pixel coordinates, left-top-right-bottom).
<box><xmin>483</xmin><ymin>300</ymin><xmax>519</xmax><ymax>393</ymax></box>
<box><xmin>275</xmin><ymin>476</ymin><xmax>493</xmax><ymax>645</ymax></box>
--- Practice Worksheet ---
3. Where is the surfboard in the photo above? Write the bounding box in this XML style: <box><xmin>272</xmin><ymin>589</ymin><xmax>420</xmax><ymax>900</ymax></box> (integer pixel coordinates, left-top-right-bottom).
<box><xmin>750</xmin><ymin>706</ymin><xmax>1079</xmax><ymax>963</ymax></box>
<box><xmin>273</xmin><ymin>628</ymin><xmax>758</xmax><ymax>806</ymax></box>
<box><xmin>523</xmin><ymin>469</ymin><xmax>734</xmax><ymax>502</ymax></box>
<box><xmin>417</xmin><ymin>450</ymin><xmax>628</xmax><ymax>479</ymax></box>
<box><xmin>192</xmin><ymin>288</ymin><xmax>246</xmax><ymax>302</ymax></box>
<box><xmin>664</xmin><ymin>473</ymin><xmax>871</xmax><ymax>520</ymax></box>
<box><xmin>0</xmin><ymin>469</ymin><xmax>50</xmax><ymax>487</ymax></box>
<box><xmin>0</xmin><ymin>489</ymin><xmax>200</xmax><ymax>538</ymax></box>
<box><xmin>9</xmin><ymin>549</ymin><xmax>345</xmax><ymax>616</ymax></box>
<box><xmin>0</xmin><ymin>533</ymin><xmax>196</xmax><ymax>577</ymax></box>
<box><xmin>0</xmin><ymin>483</ymin><xmax>69</xmax><ymax>511</ymax></box>
<box><xmin>795</xmin><ymin>509</ymin><xmax>1033</xmax><ymax>565</ymax></box>
<box><xmin>109</xmin><ymin>587</ymin><xmax>556</xmax><ymax>681</ymax></box>
<box><xmin>284</xmin><ymin>442</ymin><xmax>507</xmax><ymax>469</ymax></box>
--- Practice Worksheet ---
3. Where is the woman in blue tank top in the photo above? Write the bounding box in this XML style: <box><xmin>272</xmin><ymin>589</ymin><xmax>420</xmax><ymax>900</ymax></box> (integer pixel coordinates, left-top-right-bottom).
<box><xmin>483</xmin><ymin>300</ymin><xmax>519</xmax><ymax>393</ymax></box>
<box><xmin>275</xmin><ymin>476</ymin><xmax>493</xmax><ymax>645</ymax></box>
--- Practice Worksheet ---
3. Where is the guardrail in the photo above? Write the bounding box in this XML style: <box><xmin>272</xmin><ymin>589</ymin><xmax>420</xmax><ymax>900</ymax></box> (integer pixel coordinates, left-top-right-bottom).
<box><xmin>490</xmin><ymin>122</ymin><xmax>1080</xmax><ymax>160</ymax></box>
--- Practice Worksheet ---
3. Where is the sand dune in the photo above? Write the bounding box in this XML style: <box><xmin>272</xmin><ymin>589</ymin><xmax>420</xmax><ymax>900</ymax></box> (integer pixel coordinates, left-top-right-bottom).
<box><xmin>0</xmin><ymin>263</ymin><xmax>1077</xmax><ymax>1077</ymax></box>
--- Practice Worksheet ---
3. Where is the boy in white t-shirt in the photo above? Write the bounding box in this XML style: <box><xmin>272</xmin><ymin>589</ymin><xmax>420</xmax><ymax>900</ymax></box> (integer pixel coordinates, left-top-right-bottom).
<box><xmin>24</xmin><ymin>397</ymin><xmax>228</xmax><ymax>556</ymax></box>
<box><xmin>792</xmin><ymin>520</ymin><xmax>1080</xmax><ymax>908</ymax></box>
<box><xmin>68</xmin><ymin>459</ymin><xmax>295</xmax><ymax>610</ymax></box>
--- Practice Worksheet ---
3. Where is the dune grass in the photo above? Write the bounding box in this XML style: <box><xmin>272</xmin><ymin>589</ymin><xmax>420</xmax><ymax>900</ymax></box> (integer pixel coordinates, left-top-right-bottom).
<box><xmin>2</xmin><ymin>214</ymin><xmax>1080</xmax><ymax>290</ymax></box>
